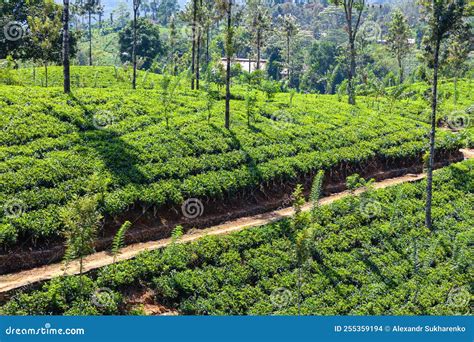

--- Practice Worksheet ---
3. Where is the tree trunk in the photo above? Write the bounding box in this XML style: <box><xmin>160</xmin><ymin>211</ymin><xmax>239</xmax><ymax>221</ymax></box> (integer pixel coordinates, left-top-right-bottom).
<box><xmin>88</xmin><ymin>10</ymin><xmax>92</xmax><ymax>66</ymax></box>
<box><xmin>191</xmin><ymin>0</ymin><xmax>197</xmax><ymax>90</ymax></box>
<box><xmin>195</xmin><ymin>0</ymin><xmax>203</xmax><ymax>89</ymax></box>
<box><xmin>225</xmin><ymin>5</ymin><xmax>232</xmax><ymax>130</ymax></box>
<box><xmin>256</xmin><ymin>28</ymin><xmax>261</xmax><ymax>71</ymax></box>
<box><xmin>196</xmin><ymin>26</ymin><xmax>201</xmax><ymax>90</ymax></box>
<box><xmin>206</xmin><ymin>27</ymin><xmax>210</xmax><ymax>66</ymax></box>
<box><xmin>348</xmin><ymin>38</ymin><xmax>356</xmax><ymax>105</ymax></box>
<box><xmin>425</xmin><ymin>40</ymin><xmax>440</xmax><ymax>230</ymax></box>
<box><xmin>132</xmin><ymin>8</ymin><xmax>138</xmax><ymax>90</ymax></box>
<box><xmin>398</xmin><ymin>55</ymin><xmax>403</xmax><ymax>84</ymax></box>
<box><xmin>287</xmin><ymin>34</ymin><xmax>291</xmax><ymax>84</ymax></box>
<box><xmin>62</xmin><ymin>0</ymin><xmax>71</xmax><ymax>94</ymax></box>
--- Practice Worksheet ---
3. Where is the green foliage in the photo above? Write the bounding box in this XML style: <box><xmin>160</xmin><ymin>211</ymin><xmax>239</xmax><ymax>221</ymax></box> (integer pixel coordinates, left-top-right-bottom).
<box><xmin>3</xmin><ymin>160</ymin><xmax>473</xmax><ymax>316</ymax></box>
<box><xmin>289</xmin><ymin>89</ymin><xmax>296</xmax><ymax>107</ymax></box>
<box><xmin>62</xmin><ymin>196</ymin><xmax>102</xmax><ymax>267</ymax></box>
<box><xmin>0</xmin><ymin>67</ymin><xmax>469</xmax><ymax>251</ymax></box>
<box><xmin>310</xmin><ymin>170</ymin><xmax>325</xmax><ymax>222</ymax></box>
<box><xmin>25</xmin><ymin>0</ymin><xmax>62</xmax><ymax>87</ymax></box>
<box><xmin>423</xmin><ymin>151</ymin><xmax>431</xmax><ymax>172</ymax></box>
<box><xmin>118</xmin><ymin>18</ymin><xmax>165</xmax><ymax>70</ymax></box>
<box><xmin>159</xmin><ymin>70</ymin><xmax>183</xmax><ymax>127</ymax></box>
<box><xmin>292</xmin><ymin>184</ymin><xmax>305</xmax><ymax>216</ymax></box>
<box><xmin>1</xmin><ymin>0</ymin><xmax>78</xmax><ymax>63</ymax></box>
<box><xmin>111</xmin><ymin>221</ymin><xmax>132</xmax><ymax>257</ymax></box>
<box><xmin>153</xmin><ymin>0</ymin><xmax>179</xmax><ymax>26</ymax></box>
<box><xmin>171</xmin><ymin>225</ymin><xmax>184</xmax><ymax>243</ymax></box>
<box><xmin>419</xmin><ymin>0</ymin><xmax>468</xmax><ymax>70</ymax></box>
<box><xmin>260</xmin><ymin>79</ymin><xmax>279</xmax><ymax>101</ymax></box>
<box><xmin>301</xmin><ymin>41</ymin><xmax>343</xmax><ymax>94</ymax></box>
<box><xmin>295</xmin><ymin>227</ymin><xmax>315</xmax><ymax>265</ymax></box>
<box><xmin>245</xmin><ymin>90</ymin><xmax>258</xmax><ymax>125</ymax></box>
<box><xmin>386</xmin><ymin>8</ymin><xmax>411</xmax><ymax>83</ymax></box>
<box><xmin>346</xmin><ymin>174</ymin><xmax>366</xmax><ymax>193</ymax></box>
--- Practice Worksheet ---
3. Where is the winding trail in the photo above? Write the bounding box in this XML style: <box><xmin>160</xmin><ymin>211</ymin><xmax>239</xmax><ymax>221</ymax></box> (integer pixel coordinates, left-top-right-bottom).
<box><xmin>0</xmin><ymin>149</ymin><xmax>472</xmax><ymax>296</ymax></box>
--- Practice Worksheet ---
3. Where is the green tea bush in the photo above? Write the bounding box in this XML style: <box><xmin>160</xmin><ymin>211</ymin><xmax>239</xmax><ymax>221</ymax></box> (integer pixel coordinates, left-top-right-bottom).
<box><xmin>0</xmin><ymin>67</ymin><xmax>470</xmax><ymax>249</ymax></box>
<box><xmin>2</xmin><ymin>160</ymin><xmax>472</xmax><ymax>316</ymax></box>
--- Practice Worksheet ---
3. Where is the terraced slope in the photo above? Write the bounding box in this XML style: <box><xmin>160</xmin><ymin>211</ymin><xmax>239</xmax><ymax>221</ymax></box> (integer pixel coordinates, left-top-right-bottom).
<box><xmin>0</xmin><ymin>67</ymin><xmax>470</xmax><ymax>258</ymax></box>
<box><xmin>1</xmin><ymin>159</ymin><xmax>472</xmax><ymax>316</ymax></box>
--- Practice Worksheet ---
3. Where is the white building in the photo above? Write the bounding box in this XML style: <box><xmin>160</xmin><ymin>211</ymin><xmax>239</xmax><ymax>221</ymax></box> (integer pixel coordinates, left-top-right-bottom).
<box><xmin>220</xmin><ymin>58</ymin><xmax>268</xmax><ymax>73</ymax></box>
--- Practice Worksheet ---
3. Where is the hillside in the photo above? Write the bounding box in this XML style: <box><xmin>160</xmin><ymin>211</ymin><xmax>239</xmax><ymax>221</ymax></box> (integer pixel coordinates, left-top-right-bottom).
<box><xmin>1</xmin><ymin>0</ymin><xmax>473</xmax><ymax>336</ymax></box>
<box><xmin>0</xmin><ymin>67</ymin><xmax>472</xmax><ymax>271</ymax></box>
<box><xmin>1</xmin><ymin>159</ymin><xmax>472</xmax><ymax>315</ymax></box>
<box><xmin>0</xmin><ymin>68</ymin><xmax>465</xmax><ymax>251</ymax></box>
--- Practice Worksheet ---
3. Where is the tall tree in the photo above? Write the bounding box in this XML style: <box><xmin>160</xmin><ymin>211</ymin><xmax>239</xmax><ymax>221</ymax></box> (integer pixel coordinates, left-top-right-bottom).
<box><xmin>119</xmin><ymin>18</ymin><xmax>164</xmax><ymax>70</ymax></box>
<box><xmin>168</xmin><ymin>15</ymin><xmax>178</xmax><ymax>75</ymax></box>
<box><xmin>27</xmin><ymin>0</ymin><xmax>63</xmax><ymax>87</ymax></box>
<box><xmin>62</xmin><ymin>0</ymin><xmax>71</xmax><ymax>93</ymax></box>
<box><xmin>387</xmin><ymin>8</ymin><xmax>411</xmax><ymax>84</ymax></box>
<box><xmin>420</xmin><ymin>0</ymin><xmax>467</xmax><ymax>230</ymax></box>
<box><xmin>246</xmin><ymin>0</ymin><xmax>271</xmax><ymax>71</ymax></box>
<box><xmin>0</xmin><ymin>0</ymin><xmax>43</xmax><ymax>60</ymax></box>
<box><xmin>81</xmin><ymin>0</ymin><xmax>101</xmax><ymax>66</ymax></box>
<box><xmin>191</xmin><ymin>0</ymin><xmax>198</xmax><ymax>90</ymax></box>
<box><xmin>132</xmin><ymin>0</ymin><xmax>141</xmax><ymax>90</ymax></box>
<box><xmin>444</xmin><ymin>21</ymin><xmax>470</xmax><ymax>104</ymax></box>
<box><xmin>97</xmin><ymin>0</ymin><xmax>104</xmax><ymax>28</ymax></box>
<box><xmin>279</xmin><ymin>14</ymin><xmax>299</xmax><ymax>87</ymax></box>
<box><xmin>150</xmin><ymin>0</ymin><xmax>158</xmax><ymax>20</ymax></box>
<box><xmin>196</xmin><ymin>0</ymin><xmax>203</xmax><ymax>90</ymax></box>
<box><xmin>217</xmin><ymin>0</ymin><xmax>235</xmax><ymax>130</ymax></box>
<box><xmin>330</xmin><ymin>0</ymin><xmax>365</xmax><ymax>105</ymax></box>
<box><xmin>155</xmin><ymin>0</ymin><xmax>179</xmax><ymax>25</ymax></box>
<box><xmin>202</xmin><ymin>0</ymin><xmax>216</xmax><ymax>67</ymax></box>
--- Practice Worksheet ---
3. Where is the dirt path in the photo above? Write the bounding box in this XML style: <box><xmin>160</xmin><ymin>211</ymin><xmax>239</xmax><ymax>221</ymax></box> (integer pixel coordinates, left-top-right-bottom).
<box><xmin>461</xmin><ymin>148</ymin><xmax>474</xmax><ymax>159</ymax></box>
<box><xmin>0</xmin><ymin>149</ymin><xmax>472</xmax><ymax>296</ymax></box>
